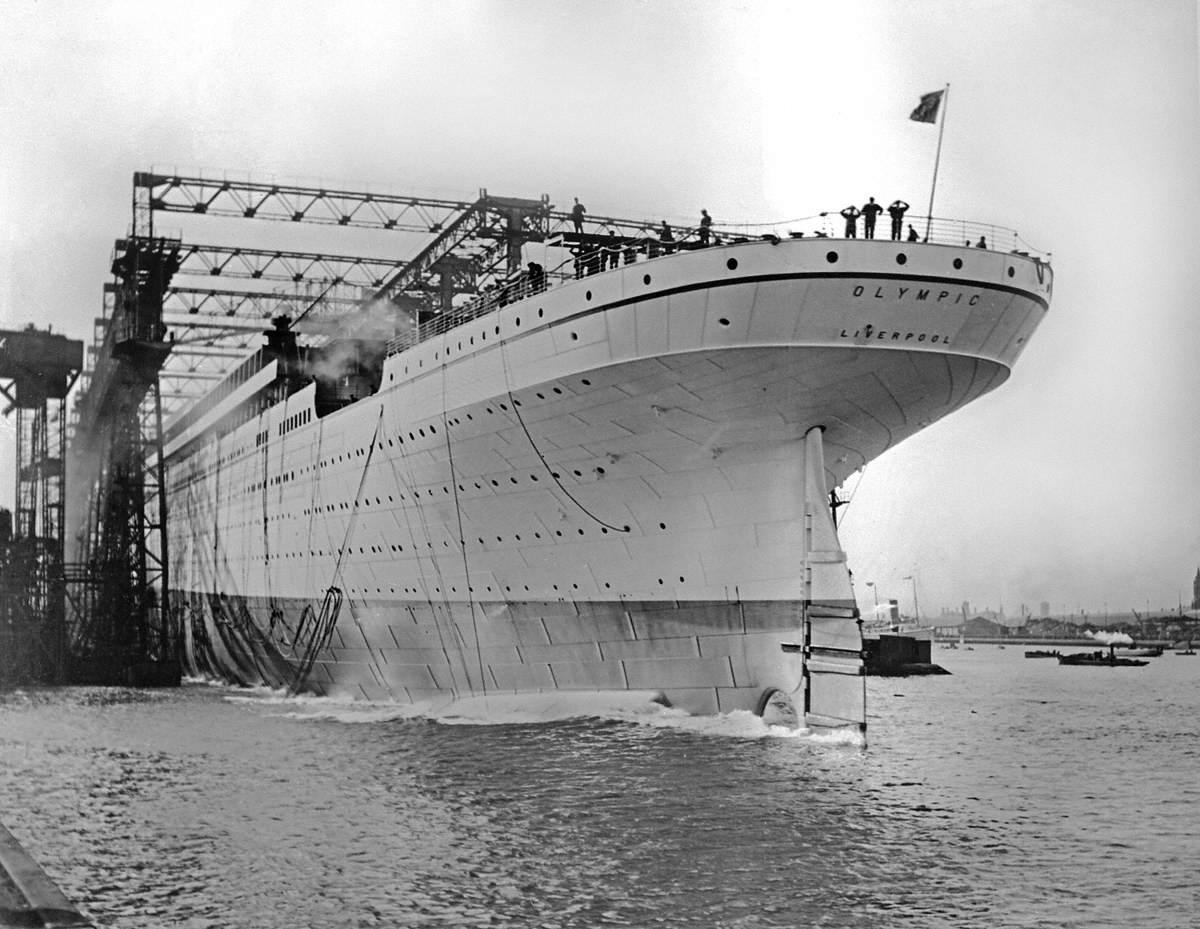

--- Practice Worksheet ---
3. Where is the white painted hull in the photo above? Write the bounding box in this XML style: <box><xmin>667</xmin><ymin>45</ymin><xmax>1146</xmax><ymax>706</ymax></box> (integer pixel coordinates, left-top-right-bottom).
<box><xmin>166</xmin><ymin>237</ymin><xmax>1050</xmax><ymax>716</ymax></box>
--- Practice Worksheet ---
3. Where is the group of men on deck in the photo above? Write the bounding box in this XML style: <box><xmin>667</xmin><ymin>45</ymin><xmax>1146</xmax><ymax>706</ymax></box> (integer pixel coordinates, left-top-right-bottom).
<box><xmin>839</xmin><ymin>198</ymin><xmax>914</xmax><ymax>241</ymax></box>
<box><xmin>571</xmin><ymin>198</ymin><xmax>715</xmax><ymax>247</ymax></box>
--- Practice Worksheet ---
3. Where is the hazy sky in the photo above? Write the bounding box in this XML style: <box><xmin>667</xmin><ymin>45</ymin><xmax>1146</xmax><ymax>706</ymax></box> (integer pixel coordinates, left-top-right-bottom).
<box><xmin>2</xmin><ymin>0</ymin><xmax>1198</xmax><ymax>617</ymax></box>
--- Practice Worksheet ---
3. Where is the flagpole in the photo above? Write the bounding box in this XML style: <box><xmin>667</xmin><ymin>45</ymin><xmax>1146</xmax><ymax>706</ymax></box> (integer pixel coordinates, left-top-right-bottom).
<box><xmin>924</xmin><ymin>83</ymin><xmax>950</xmax><ymax>242</ymax></box>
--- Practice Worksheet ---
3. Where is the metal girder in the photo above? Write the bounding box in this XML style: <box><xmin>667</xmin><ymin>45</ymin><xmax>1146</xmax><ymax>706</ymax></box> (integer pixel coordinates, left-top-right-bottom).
<box><xmin>158</xmin><ymin>369</ymin><xmax>227</xmax><ymax>381</ymax></box>
<box><xmin>137</xmin><ymin>240</ymin><xmax>409</xmax><ymax>289</ymax></box>
<box><xmin>162</xmin><ymin>314</ymin><xmax>274</xmax><ymax>333</ymax></box>
<box><xmin>372</xmin><ymin>193</ymin><xmax>551</xmax><ymax>306</ymax></box>
<box><xmin>136</xmin><ymin>171</ymin><xmax>475</xmax><ymax>232</ymax></box>
<box><xmin>162</xmin><ymin>285</ymin><xmax>363</xmax><ymax>320</ymax></box>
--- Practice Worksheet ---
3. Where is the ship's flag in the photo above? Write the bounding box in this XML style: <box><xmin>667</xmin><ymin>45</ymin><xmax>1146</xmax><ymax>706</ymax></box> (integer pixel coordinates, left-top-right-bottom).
<box><xmin>910</xmin><ymin>90</ymin><xmax>944</xmax><ymax>123</ymax></box>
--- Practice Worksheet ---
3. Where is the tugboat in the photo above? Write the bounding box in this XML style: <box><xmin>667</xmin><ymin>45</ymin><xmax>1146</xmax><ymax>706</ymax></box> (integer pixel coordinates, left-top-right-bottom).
<box><xmin>1058</xmin><ymin>646</ymin><xmax>1148</xmax><ymax>668</ymax></box>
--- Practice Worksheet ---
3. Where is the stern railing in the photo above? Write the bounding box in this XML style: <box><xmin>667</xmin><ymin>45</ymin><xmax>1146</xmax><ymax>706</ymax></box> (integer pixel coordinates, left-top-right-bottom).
<box><xmin>384</xmin><ymin>215</ymin><xmax>1049</xmax><ymax>358</ymax></box>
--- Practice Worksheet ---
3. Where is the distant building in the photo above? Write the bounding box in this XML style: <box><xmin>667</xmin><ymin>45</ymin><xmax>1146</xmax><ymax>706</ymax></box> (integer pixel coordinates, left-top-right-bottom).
<box><xmin>1192</xmin><ymin>567</ymin><xmax>1199</xmax><ymax>610</ymax></box>
<box><xmin>1040</xmin><ymin>600</ymin><xmax>1050</xmax><ymax>618</ymax></box>
<box><xmin>962</xmin><ymin>616</ymin><xmax>1006</xmax><ymax>638</ymax></box>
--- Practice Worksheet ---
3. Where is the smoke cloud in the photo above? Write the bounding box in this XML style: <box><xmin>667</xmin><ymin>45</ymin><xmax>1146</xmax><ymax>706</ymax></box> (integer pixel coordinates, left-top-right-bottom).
<box><xmin>1084</xmin><ymin>630</ymin><xmax>1134</xmax><ymax>646</ymax></box>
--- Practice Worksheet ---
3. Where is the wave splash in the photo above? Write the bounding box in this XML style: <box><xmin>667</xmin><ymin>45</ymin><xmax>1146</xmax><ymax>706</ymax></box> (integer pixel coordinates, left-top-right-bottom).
<box><xmin>216</xmin><ymin>685</ymin><xmax>863</xmax><ymax>744</ymax></box>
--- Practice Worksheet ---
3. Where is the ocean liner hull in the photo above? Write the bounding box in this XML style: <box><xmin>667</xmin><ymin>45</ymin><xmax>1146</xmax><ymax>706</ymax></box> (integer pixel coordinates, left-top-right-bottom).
<box><xmin>165</xmin><ymin>237</ymin><xmax>1051</xmax><ymax>722</ymax></box>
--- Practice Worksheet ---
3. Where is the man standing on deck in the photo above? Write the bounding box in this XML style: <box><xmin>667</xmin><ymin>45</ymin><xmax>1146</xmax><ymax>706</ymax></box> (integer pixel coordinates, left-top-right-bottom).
<box><xmin>861</xmin><ymin>197</ymin><xmax>883</xmax><ymax>239</ymax></box>
<box><xmin>840</xmin><ymin>204</ymin><xmax>861</xmax><ymax>238</ymax></box>
<box><xmin>699</xmin><ymin>209</ymin><xmax>712</xmax><ymax>245</ymax></box>
<box><xmin>571</xmin><ymin>198</ymin><xmax>587</xmax><ymax>234</ymax></box>
<box><xmin>888</xmin><ymin>200</ymin><xmax>910</xmax><ymax>241</ymax></box>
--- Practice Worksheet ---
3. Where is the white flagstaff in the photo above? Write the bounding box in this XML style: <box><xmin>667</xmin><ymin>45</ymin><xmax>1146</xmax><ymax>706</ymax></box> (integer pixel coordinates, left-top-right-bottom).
<box><xmin>923</xmin><ymin>83</ymin><xmax>951</xmax><ymax>242</ymax></box>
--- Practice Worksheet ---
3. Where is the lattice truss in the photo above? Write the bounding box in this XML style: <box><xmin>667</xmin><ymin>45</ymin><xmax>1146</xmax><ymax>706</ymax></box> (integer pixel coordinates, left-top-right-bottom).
<box><xmin>81</xmin><ymin>172</ymin><xmax>662</xmax><ymax>422</ymax></box>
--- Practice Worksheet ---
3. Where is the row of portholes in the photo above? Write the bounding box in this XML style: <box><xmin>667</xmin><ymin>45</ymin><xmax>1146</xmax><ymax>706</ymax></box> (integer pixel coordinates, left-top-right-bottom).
<box><xmin>822</xmin><ymin>249</ymin><xmax>1018</xmax><ymax>278</ymax></box>
<box><xmin>191</xmin><ymin>375</ymin><xmax>598</xmax><ymax>501</ymax></box>
<box><xmin>295</xmin><ymin>462</ymin><xmax>615</xmax><ymax>516</ymax></box>
<box><xmin>344</xmin><ymin>574</ymin><xmax>689</xmax><ymax>597</ymax></box>
<box><xmin>395</xmin><ymin>304</ymin><xmax>563</xmax><ymax>379</ymax></box>
<box><xmin>214</xmin><ymin>519</ymin><xmax>673</xmax><ymax>566</ymax></box>
<box><xmin>391</xmin><ymin>249</ymin><xmax>747</xmax><ymax>374</ymax></box>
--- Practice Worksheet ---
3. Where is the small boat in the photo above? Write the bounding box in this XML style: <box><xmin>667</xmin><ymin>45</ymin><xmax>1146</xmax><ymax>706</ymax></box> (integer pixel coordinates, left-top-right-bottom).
<box><xmin>1113</xmin><ymin>646</ymin><xmax>1163</xmax><ymax>658</ymax></box>
<box><xmin>1058</xmin><ymin>648</ymin><xmax>1148</xmax><ymax>668</ymax></box>
<box><xmin>1024</xmin><ymin>649</ymin><xmax>1060</xmax><ymax>659</ymax></box>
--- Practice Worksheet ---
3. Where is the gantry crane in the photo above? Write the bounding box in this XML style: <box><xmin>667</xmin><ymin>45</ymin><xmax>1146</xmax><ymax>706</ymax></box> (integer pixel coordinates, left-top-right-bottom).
<box><xmin>0</xmin><ymin>326</ymin><xmax>82</xmax><ymax>686</ymax></box>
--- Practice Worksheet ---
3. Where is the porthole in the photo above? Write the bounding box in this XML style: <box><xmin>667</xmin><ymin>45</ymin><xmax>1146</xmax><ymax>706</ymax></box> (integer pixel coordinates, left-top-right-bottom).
<box><xmin>718</xmin><ymin>318</ymin><xmax>730</xmax><ymax>326</ymax></box>
<box><xmin>516</xmin><ymin>317</ymin><xmax>521</xmax><ymax>327</ymax></box>
<box><xmin>1007</xmin><ymin>266</ymin><xmax>1016</xmax><ymax>278</ymax></box>
<box><xmin>895</xmin><ymin>253</ymin><xmax>907</xmax><ymax>265</ymax></box>
<box><xmin>953</xmin><ymin>258</ymin><xmax>963</xmax><ymax>270</ymax></box>
<box><xmin>581</xmin><ymin>378</ymin><xmax>591</xmax><ymax>386</ymax></box>
<box><xmin>538</xmin><ymin>308</ymin><xmax>544</xmax><ymax>317</ymax></box>
<box><xmin>643</xmin><ymin>274</ymin><xmax>652</xmax><ymax>285</ymax></box>
<box><xmin>570</xmin><ymin>332</ymin><xmax>578</xmax><ymax>341</ymax></box>
<box><xmin>585</xmin><ymin>290</ymin><xmax>592</xmax><ymax>300</ymax></box>
<box><xmin>726</xmin><ymin>257</ymin><xmax>738</xmax><ymax>271</ymax></box>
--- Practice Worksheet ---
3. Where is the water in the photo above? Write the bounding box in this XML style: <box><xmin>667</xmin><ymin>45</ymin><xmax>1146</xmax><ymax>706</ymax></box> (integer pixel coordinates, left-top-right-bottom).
<box><xmin>1</xmin><ymin>648</ymin><xmax>1196</xmax><ymax>928</ymax></box>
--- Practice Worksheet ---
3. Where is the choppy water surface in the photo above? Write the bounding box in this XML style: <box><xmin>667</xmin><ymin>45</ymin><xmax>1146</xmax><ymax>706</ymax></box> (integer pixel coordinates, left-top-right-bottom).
<box><xmin>1</xmin><ymin>648</ymin><xmax>1197</xmax><ymax>928</ymax></box>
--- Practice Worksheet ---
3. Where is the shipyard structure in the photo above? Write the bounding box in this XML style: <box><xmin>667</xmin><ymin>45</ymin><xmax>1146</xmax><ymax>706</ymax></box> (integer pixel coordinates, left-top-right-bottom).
<box><xmin>2</xmin><ymin>172</ymin><xmax>1052</xmax><ymax>735</ymax></box>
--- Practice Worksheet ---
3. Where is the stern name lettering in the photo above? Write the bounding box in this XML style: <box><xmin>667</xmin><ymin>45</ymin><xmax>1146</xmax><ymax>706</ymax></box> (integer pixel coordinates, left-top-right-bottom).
<box><xmin>851</xmin><ymin>284</ymin><xmax>981</xmax><ymax>306</ymax></box>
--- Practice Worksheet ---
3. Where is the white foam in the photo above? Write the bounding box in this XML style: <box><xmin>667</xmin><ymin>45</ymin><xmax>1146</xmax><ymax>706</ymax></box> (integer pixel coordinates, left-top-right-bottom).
<box><xmin>214</xmin><ymin>685</ymin><xmax>864</xmax><ymax>744</ymax></box>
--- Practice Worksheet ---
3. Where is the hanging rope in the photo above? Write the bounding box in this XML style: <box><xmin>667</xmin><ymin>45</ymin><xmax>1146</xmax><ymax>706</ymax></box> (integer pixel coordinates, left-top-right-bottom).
<box><xmin>495</xmin><ymin>307</ymin><xmax>631</xmax><ymax>534</ymax></box>
<box><xmin>290</xmin><ymin>408</ymin><xmax>383</xmax><ymax>692</ymax></box>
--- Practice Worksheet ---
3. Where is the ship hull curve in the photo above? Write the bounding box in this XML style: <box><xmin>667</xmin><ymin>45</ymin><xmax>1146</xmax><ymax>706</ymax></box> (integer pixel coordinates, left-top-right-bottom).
<box><xmin>165</xmin><ymin>238</ymin><xmax>1051</xmax><ymax>717</ymax></box>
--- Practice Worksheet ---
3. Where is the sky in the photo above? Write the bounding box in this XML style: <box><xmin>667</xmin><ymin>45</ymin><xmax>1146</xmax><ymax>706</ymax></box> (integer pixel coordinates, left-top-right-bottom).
<box><xmin>1</xmin><ymin>0</ymin><xmax>1198</xmax><ymax>619</ymax></box>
